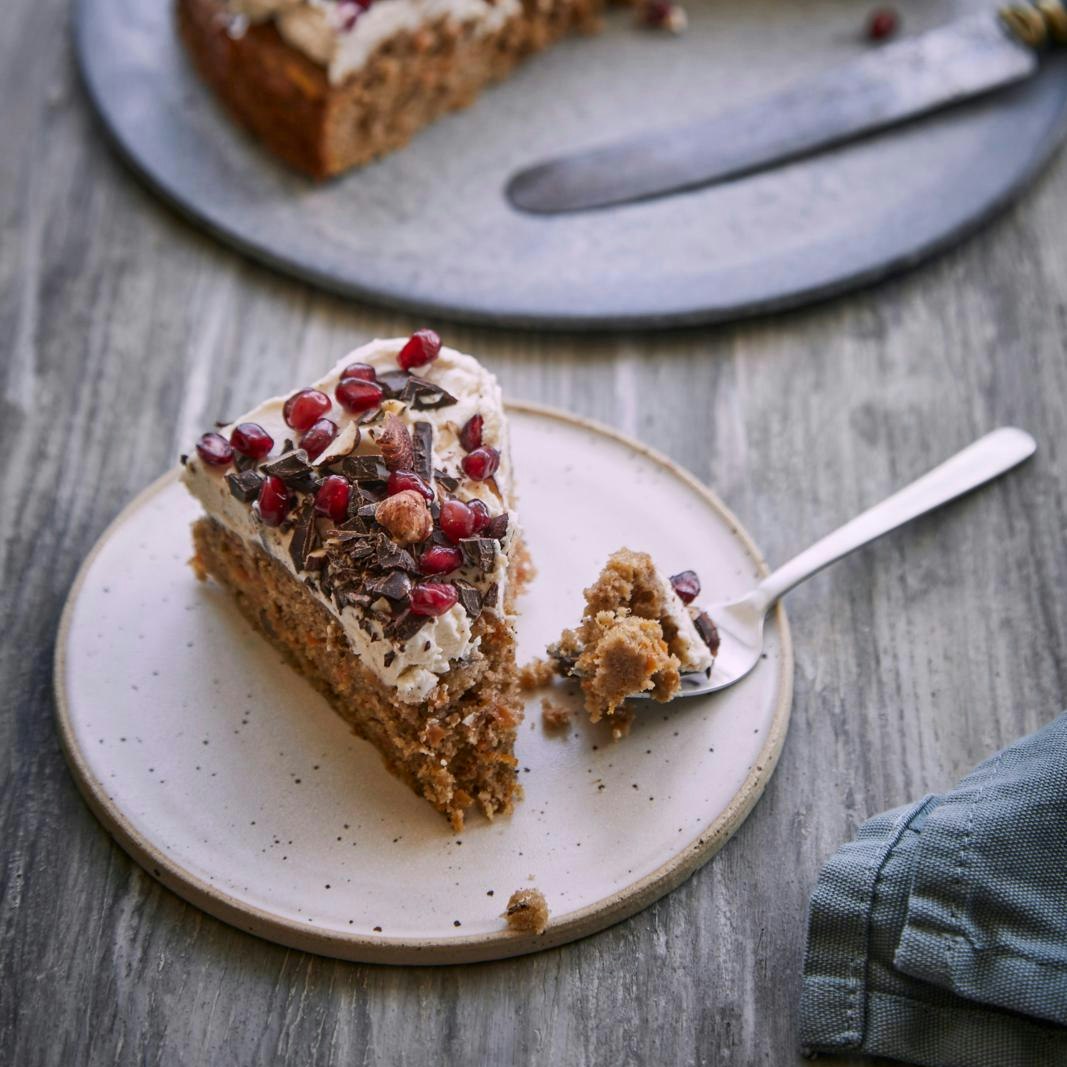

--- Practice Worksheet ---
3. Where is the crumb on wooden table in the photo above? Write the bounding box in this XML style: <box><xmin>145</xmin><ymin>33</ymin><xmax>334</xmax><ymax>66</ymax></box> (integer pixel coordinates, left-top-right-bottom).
<box><xmin>541</xmin><ymin>698</ymin><xmax>573</xmax><ymax>731</ymax></box>
<box><xmin>504</xmin><ymin>888</ymin><xmax>550</xmax><ymax>934</ymax></box>
<box><xmin>518</xmin><ymin>657</ymin><xmax>556</xmax><ymax>690</ymax></box>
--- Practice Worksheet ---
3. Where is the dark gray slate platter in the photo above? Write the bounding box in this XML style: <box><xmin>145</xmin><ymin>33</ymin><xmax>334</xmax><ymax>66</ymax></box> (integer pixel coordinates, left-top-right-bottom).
<box><xmin>75</xmin><ymin>0</ymin><xmax>1067</xmax><ymax>330</ymax></box>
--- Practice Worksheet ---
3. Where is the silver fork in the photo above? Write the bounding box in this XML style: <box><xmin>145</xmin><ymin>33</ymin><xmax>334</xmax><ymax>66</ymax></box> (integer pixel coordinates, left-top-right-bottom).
<box><xmin>634</xmin><ymin>427</ymin><xmax>1036</xmax><ymax>700</ymax></box>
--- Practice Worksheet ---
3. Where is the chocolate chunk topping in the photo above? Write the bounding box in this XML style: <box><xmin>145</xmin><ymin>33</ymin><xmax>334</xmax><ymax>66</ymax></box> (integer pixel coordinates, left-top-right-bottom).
<box><xmin>376</xmin><ymin>370</ymin><xmax>411</xmax><ymax>399</ymax></box>
<box><xmin>376</xmin><ymin>537</ymin><xmax>419</xmax><ymax>573</ymax></box>
<box><xmin>383</xmin><ymin>651</ymin><xmax>396</xmax><ymax>668</ymax></box>
<box><xmin>388</xmin><ymin>611</ymin><xmax>430</xmax><ymax>643</ymax></box>
<box><xmin>694</xmin><ymin>612</ymin><xmax>721</xmax><ymax>657</ymax></box>
<box><xmin>357</xmin><ymin>502</ymin><xmax>380</xmax><ymax>519</ymax></box>
<box><xmin>264</xmin><ymin>449</ymin><xmax>317</xmax><ymax>491</ymax></box>
<box><xmin>337</xmin><ymin>515</ymin><xmax>370</xmax><ymax>534</ymax></box>
<box><xmin>485</xmin><ymin>513</ymin><xmax>509</xmax><ymax>540</ymax></box>
<box><xmin>459</xmin><ymin>537</ymin><xmax>497</xmax><ymax>573</ymax></box>
<box><xmin>412</xmin><ymin>422</ymin><xmax>434</xmax><ymax>484</ymax></box>
<box><xmin>342</xmin><ymin>455</ymin><xmax>389</xmax><ymax>485</ymax></box>
<box><xmin>453</xmin><ymin>579</ymin><xmax>482</xmax><ymax>619</ymax></box>
<box><xmin>401</xmin><ymin>375</ymin><xmax>458</xmax><ymax>410</ymax></box>
<box><xmin>226</xmin><ymin>469</ymin><xmax>263</xmax><ymax>503</ymax></box>
<box><xmin>365</xmin><ymin>570</ymin><xmax>412</xmax><ymax>603</ymax></box>
<box><xmin>482</xmin><ymin>583</ymin><xmax>499</xmax><ymax>609</ymax></box>
<box><xmin>234</xmin><ymin>452</ymin><xmax>259</xmax><ymax>473</ymax></box>
<box><xmin>434</xmin><ymin>469</ymin><xmax>459</xmax><ymax>492</ymax></box>
<box><xmin>288</xmin><ymin>501</ymin><xmax>319</xmax><ymax>573</ymax></box>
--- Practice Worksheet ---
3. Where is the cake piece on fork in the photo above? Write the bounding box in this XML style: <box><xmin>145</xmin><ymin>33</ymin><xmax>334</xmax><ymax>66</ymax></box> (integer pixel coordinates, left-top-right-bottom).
<box><xmin>182</xmin><ymin>332</ymin><xmax>531</xmax><ymax>828</ymax></box>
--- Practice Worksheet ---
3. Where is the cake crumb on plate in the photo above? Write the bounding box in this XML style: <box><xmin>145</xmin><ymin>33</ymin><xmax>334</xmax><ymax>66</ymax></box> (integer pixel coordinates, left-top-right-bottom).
<box><xmin>540</xmin><ymin>698</ymin><xmax>573</xmax><ymax>731</ymax></box>
<box><xmin>504</xmin><ymin>888</ymin><xmax>549</xmax><ymax>934</ymax></box>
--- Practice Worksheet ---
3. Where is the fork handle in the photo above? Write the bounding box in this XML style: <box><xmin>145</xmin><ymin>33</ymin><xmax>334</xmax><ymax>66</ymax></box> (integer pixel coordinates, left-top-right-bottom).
<box><xmin>750</xmin><ymin>428</ymin><xmax>1036</xmax><ymax>612</ymax></box>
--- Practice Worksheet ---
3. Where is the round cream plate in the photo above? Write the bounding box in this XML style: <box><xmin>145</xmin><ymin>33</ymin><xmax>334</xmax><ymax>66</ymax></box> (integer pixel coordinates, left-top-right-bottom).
<box><xmin>55</xmin><ymin>405</ymin><xmax>792</xmax><ymax>964</ymax></box>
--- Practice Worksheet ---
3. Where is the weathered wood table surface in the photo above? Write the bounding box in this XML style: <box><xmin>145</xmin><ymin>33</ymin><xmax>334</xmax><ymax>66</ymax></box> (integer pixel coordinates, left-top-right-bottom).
<box><xmin>4</xmin><ymin>2</ymin><xmax>1066</xmax><ymax>1064</ymax></box>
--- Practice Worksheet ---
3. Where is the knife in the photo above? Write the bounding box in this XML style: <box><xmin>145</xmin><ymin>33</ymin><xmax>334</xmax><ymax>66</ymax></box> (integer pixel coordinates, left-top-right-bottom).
<box><xmin>507</xmin><ymin>1</ymin><xmax>1067</xmax><ymax>214</ymax></box>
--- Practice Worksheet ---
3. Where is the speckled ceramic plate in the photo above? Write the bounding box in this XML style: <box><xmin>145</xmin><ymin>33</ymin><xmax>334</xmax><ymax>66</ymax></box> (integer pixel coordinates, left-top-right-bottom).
<box><xmin>55</xmin><ymin>405</ymin><xmax>792</xmax><ymax>964</ymax></box>
<box><xmin>74</xmin><ymin>0</ymin><xmax>1067</xmax><ymax>329</ymax></box>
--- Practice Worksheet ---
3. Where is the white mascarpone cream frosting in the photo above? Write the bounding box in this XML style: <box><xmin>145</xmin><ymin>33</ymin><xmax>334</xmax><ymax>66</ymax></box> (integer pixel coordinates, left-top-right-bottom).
<box><xmin>182</xmin><ymin>338</ymin><xmax>518</xmax><ymax>704</ymax></box>
<box><xmin>226</xmin><ymin>0</ymin><xmax>522</xmax><ymax>85</ymax></box>
<box><xmin>653</xmin><ymin>570</ymin><xmax>714</xmax><ymax>675</ymax></box>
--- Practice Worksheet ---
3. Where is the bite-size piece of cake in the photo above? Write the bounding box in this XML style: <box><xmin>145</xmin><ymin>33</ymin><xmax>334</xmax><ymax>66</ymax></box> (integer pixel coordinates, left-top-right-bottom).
<box><xmin>177</xmin><ymin>0</ymin><xmax>604</xmax><ymax>178</ymax></box>
<box><xmin>182</xmin><ymin>332</ymin><xmax>530</xmax><ymax>829</ymax></box>
<box><xmin>548</xmin><ymin>549</ymin><xmax>718</xmax><ymax>737</ymax></box>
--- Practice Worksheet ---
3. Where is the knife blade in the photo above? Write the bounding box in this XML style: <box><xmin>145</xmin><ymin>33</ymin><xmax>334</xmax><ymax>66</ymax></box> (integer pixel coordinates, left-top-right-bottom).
<box><xmin>506</xmin><ymin>13</ymin><xmax>1040</xmax><ymax>214</ymax></box>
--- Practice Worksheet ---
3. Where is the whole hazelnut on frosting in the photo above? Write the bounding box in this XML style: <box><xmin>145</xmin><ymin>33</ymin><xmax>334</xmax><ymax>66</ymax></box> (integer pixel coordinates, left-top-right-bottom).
<box><xmin>375</xmin><ymin>490</ymin><xmax>432</xmax><ymax>544</ymax></box>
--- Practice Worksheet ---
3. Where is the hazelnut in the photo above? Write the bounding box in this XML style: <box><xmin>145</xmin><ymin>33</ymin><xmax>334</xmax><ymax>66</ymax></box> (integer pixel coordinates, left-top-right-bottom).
<box><xmin>376</xmin><ymin>413</ymin><xmax>415</xmax><ymax>472</ymax></box>
<box><xmin>375</xmin><ymin>490</ymin><xmax>432</xmax><ymax>544</ymax></box>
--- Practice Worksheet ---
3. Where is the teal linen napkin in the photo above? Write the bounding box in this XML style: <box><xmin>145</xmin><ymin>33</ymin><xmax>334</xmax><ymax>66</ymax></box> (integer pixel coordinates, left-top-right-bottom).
<box><xmin>799</xmin><ymin>713</ymin><xmax>1067</xmax><ymax>1066</ymax></box>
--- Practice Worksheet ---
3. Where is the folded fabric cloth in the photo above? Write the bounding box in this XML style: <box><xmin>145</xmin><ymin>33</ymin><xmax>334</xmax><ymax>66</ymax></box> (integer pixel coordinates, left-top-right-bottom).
<box><xmin>799</xmin><ymin>712</ymin><xmax>1067</xmax><ymax>1067</ymax></box>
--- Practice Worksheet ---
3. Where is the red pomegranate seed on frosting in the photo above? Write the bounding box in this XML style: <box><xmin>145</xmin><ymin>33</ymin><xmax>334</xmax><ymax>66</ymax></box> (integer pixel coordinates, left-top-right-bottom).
<box><xmin>409</xmin><ymin>581</ymin><xmax>459</xmax><ymax>617</ymax></box>
<box><xmin>340</xmin><ymin>362</ymin><xmax>377</xmax><ymax>382</ymax></box>
<box><xmin>300</xmin><ymin>417</ymin><xmax>338</xmax><ymax>461</ymax></box>
<box><xmin>196</xmin><ymin>432</ymin><xmax>234</xmax><ymax>468</ymax></box>
<box><xmin>419</xmin><ymin>545</ymin><xmax>463</xmax><ymax>575</ymax></box>
<box><xmin>387</xmin><ymin>470</ymin><xmax>434</xmax><ymax>501</ymax></box>
<box><xmin>257</xmin><ymin>474</ymin><xmax>293</xmax><ymax>526</ymax></box>
<box><xmin>866</xmin><ymin>7</ymin><xmax>898</xmax><ymax>40</ymax></box>
<box><xmin>314</xmin><ymin>475</ymin><xmax>351</xmax><ymax>524</ymax></box>
<box><xmin>468</xmin><ymin>498</ymin><xmax>490</xmax><ymax>534</ymax></box>
<box><xmin>439</xmin><ymin>499</ymin><xmax>475</xmax><ymax>543</ymax></box>
<box><xmin>397</xmin><ymin>329</ymin><xmax>441</xmax><ymax>371</ymax></box>
<box><xmin>669</xmin><ymin>569</ymin><xmax>701</xmax><ymax>604</ymax></box>
<box><xmin>459</xmin><ymin>414</ymin><xmax>483</xmax><ymax>453</ymax></box>
<box><xmin>230</xmin><ymin>422</ymin><xmax>274</xmax><ymax>460</ymax></box>
<box><xmin>335</xmin><ymin>377</ymin><xmax>383</xmax><ymax>414</ymax></box>
<box><xmin>461</xmin><ymin>446</ymin><xmax>500</xmax><ymax>481</ymax></box>
<box><xmin>283</xmin><ymin>389</ymin><xmax>331</xmax><ymax>432</ymax></box>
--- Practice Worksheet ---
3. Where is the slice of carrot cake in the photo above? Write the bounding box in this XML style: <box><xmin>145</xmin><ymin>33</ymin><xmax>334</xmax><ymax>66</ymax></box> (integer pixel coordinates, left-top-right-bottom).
<box><xmin>182</xmin><ymin>332</ymin><xmax>528</xmax><ymax>828</ymax></box>
<box><xmin>177</xmin><ymin>0</ymin><xmax>605</xmax><ymax>178</ymax></box>
<box><xmin>548</xmin><ymin>548</ymin><xmax>718</xmax><ymax>736</ymax></box>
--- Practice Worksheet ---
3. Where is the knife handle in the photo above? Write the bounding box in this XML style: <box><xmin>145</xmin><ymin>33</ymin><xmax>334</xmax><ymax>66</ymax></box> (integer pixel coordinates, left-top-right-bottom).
<box><xmin>1000</xmin><ymin>0</ymin><xmax>1067</xmax><ymax>47</ymax></box>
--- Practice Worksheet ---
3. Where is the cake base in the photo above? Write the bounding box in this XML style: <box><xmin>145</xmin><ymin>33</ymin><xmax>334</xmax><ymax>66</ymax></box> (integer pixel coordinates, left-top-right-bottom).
<box><xmin>192</xmin><ymin>517</ymin><xmax>524</xmax><ymax>829</ymax></box>
<box><xmin>177</xmin><ymin>0</ymin><xmax>604</xmax><ymax>179</ymax></box>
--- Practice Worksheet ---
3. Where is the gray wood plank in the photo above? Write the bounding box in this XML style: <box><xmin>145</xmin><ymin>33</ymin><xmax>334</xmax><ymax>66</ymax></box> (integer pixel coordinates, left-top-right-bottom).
<box><xmin>2</xmin><ymin>0</ymin><xmax>1065</xmax><ymax>1064</ymax></box>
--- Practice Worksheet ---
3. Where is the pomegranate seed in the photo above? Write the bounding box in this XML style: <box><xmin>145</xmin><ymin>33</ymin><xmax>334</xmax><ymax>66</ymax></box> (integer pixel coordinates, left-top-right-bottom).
<box><xmin>315</xmin><ymin>475</ymin><xmax>351</xmax><ymax>523</ymax></box>
<box><xmin>301</xmin><ymin>417</ymin><xmax>338</xmax><ymax>461</ymax></box>
<box><xmin>409</xmin><ymin>581</ymin><xmax>458</xmax><ymax>617</ymax></box>
<box><xmin>669</xmin><ymin>569</ymin><xmax>701</xmax><ymax>604</ymax></box>
<box><xmin>196</xmin><ymin>432</ymin><xmax>234</xmax><ymax>468</ymax></box>
<box><xmin>283</xmin><ymin>389</ymin><xmax>331</xmax><ymax>432</ymax></box>
<box><xmin>257</xmin><ymin>474</ymin><xmax>293</xmax><ymax>526</ymax></box>
<box><xmin>397</xmin><ymin>329</ymin><xmax>441</xmax><ymax>371</ymax></box>
<box><xmin>387</xmin><ymin>470</ymin><xmax>434</xmax><ymax>501</ymax></box>
<box><xmin>340</xmin><ymin>362</ymin><xmax>377</xmax><ymax>382</ymax></box>
<box><xmin>335</xmin><ymin>377</ymin><xmax>383</xmax><ymax>414</ymax></box>
<box><xmin>866</xmin><ymin>7</ymin><xmax>898</xmax><ymax>40</ymax></box>
<box><xmin>468</xmin><ymin>498</ymin><xmax>490</xmax><ymax>533</ymax></box>
<box><xmin>229</xmin><ymin>422</ymin><xmax>273</xmax><ymax>460</ymax></box>
<box><xmin>461</xmin><ymin>447</ymin><xmax>500</xmax><ymax>481</ymax></box>
<box><xmin>459</xmin><ymin>414</ymin><xmax>483</xmax><ymax>453</ymax></box>
<box><xmin>419</xmin><ymin>545</ymin><xmax>463</xmax><ymax>575</ymax></box>
<box><xmin>439</xmin><ymin>499</ymin><xmax>475</xmax><ymax>543</ymax></box>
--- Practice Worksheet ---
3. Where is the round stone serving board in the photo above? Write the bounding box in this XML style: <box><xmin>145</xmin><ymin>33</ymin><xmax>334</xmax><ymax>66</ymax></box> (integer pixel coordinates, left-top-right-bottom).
<box><xmin>55</xmin><ymin>405</ymin><xmax>792</xmax><ymax>964</ymax></box>
<box><xmin>75</xmin><ymin>0</ymin><xmax>1067</xmax><ymax>329</ymax></box>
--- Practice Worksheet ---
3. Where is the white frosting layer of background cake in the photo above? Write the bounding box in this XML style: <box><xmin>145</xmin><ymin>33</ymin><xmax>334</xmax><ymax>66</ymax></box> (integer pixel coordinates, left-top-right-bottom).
<box><xmin>182</xmin><ymin>338</ymin><xmax>517</xmax><ymax>703</ymax></box>
<box><xmin>228</xmin><ymin>0</ymin><xmax>522</xmax><ymax>85</ymax></box>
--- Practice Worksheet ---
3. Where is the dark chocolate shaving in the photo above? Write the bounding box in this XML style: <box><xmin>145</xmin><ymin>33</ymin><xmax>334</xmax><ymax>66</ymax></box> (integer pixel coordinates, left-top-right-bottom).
<box><xmin>401</xmin><ymin>375</ymin><xmax>457</xmax><ymax>410</ymax></box>
<box><xmin>459</xmin><ymin>537</ymin><xmax>497</xmax><ymax>573</ymax></box>
<box><xmin>434</xmin><ymin>469</ymin><xmax>459</xmax><ymax>492</ymax></box>
<box><xmin>694</xmin><ymin>612</ymin><xmax>721</xmax><ymax>657</ymax></box>
<box><xmin>264</xmin><ymin>449</ymin><xmax>317</xmax><ymax>491</ymax></box>
<box><xmin>234</xmin><ymin>452</ymin><xmax>259</xmax><ymax>473</ymax></box>
<box><xmin>226</xmin><ymin>469</ymin><xmax>263</xmax><ymax>503</ymax></box>
<box><xmin>376</xmin><ymin>537</ymin><xmax>419</xmax><ymax>573</ymax></box>
<box><xmin>376</xmin><ymin>371</ymin><xmax>411</xmax><ymax>399</ymax></box>
<box><xmin>412</xmin><ymin>421</ymin><xmax>434</xmax><ymax>484</ymax></box>
<box><xmin>388</xmin><ymin>611</ymin><xmax>430</xmax><ymax>644</ymax></box>
<box><xmin>383</xmin><ymin>651</ymin><xmax>396</xmax><ymax>668</ymax></box>
<box><xmin>288</xmin><ymin>501</ymin><xmax>319</xmax><ymax>573</ymax></box>
<box><xmin>482</xmin><ymin>583</ymin><xmax>498</xmax><ymax>609</ymax></box>
<box><xmin>453</xmin><ymin>579</ymin><xmax>482</xmax><ymax>619</ymax></box>
<box><xmin>365</xmin><ymin>570</ymin><xmax>412</xmax><ymax>603</ymax></box>
<box><xmin>485</xmin><ymin>513</ymin><xmax>509</xmax><ymax>540</ymax></box>
<box><xmin>342</xmin><ymin>455</ymin><xmax>389</xmax><ymax>485</ymax></box>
